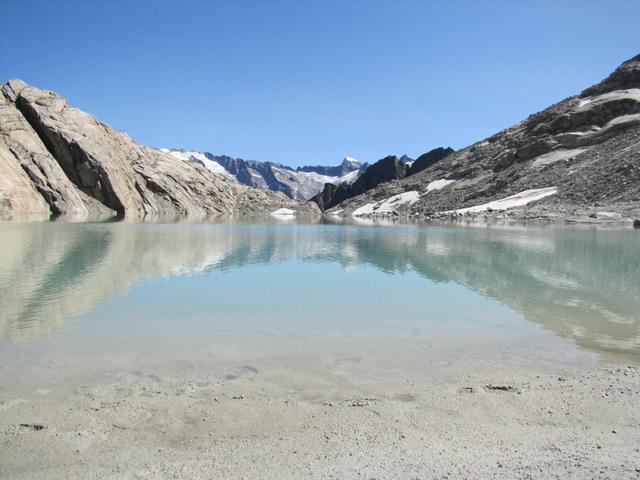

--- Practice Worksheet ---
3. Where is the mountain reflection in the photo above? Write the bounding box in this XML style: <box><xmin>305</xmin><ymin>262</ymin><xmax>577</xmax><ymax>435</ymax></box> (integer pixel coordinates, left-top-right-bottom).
<box><xmin>0</xmin><ymin>222</ymin><xmax>638</xmax><ymax>358</ymax></box>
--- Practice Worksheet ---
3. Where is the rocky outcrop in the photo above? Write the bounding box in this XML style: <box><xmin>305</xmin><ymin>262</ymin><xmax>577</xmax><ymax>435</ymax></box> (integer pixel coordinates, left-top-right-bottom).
<box><xmin>327</xmin><ymin>54</ymin><xmax>640</xmax><ymax>221</ymax></box>
<box><xmin>0</xmin><ymin>80</ymin><xmax>319</xmax><ymax>219</ymax></box>
<box><xmin>0</xmin><ymin>88</ymin><xmax>98</xmax><ymax>218</ymax></box>
<box><xmin>408</xmin><ymin>147</ymin><xmax>454</xmax><ymax>175</ymax></box>
<box><xmin>311</xmin><ymin>155</ymin><xmax>411</xmax><ymax>211</ymax></box>
<box><xmin>311</xmin><ymin>150</ymin><xmax>452</xmax><ymax>212</ymax></box>
<box><xmin>580</xmin><ymin>54</ymin><xmax>640</xmax><ymax>97</ymax></box>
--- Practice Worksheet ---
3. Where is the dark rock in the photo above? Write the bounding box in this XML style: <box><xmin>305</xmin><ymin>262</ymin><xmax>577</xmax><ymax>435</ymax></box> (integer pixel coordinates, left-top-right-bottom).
<box><xmin>311</xmin><ymin>155</ymin><xmax>410</xmax><ymax>211</ymax></box>
<box><xmin>311</xmin><ymin>183</ymin><xmax>339</xmax><ymax>211</ymax></box>
<box><xmin>19</xmin><ymin>423</ymin><xmax>46</xmax><ymax>431</ymax></box>
<box><xmin>484</xmin><ymin>384</ymin><xmax>518</xmax><ymax>393</ymax></box>
<box><xmin>408</xmin><ymin>147</ymin><xmax>454</xmax><ymax>175</ymax></box>
<box><xmin>580</xmin><ymin>54</ymin><xmax>640</xmax><ymax>97</ymax></box>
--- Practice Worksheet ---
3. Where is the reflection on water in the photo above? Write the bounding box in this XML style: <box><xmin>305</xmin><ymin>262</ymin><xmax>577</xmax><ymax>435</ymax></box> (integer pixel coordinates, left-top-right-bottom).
<box><xmin>0</xmin><ymin>221</ymin><xmax>638</xmax><ymax>359</ymax></box>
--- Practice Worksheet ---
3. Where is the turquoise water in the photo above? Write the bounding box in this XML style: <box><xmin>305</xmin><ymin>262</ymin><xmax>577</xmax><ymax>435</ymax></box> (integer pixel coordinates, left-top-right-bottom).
<box><xmin>0</xmin><ymin>221</ymin><xmax>639</xmax><ymax>374</ymax></box>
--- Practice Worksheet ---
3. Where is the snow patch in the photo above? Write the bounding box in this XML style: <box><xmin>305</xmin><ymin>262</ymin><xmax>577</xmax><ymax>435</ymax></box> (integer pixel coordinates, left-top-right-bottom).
<box><xmin>426</xmin><ymin>179</ymin><xmax>455</xmax><ymax>192</ymax></box>
<box><xmin>270</xmin><ymin>208</ymin><xmax>296</xmax><ymax>216</ymax></box>
<box><xmin>167</xmin><ymin>150</ymin><xmax>237</xmax><ymax>180</ymax></box>
<box><xmin>271</xmin><ymin>166</ymin><xmax>362</xmax><ymax>200</ymax></box>
<box><xmin>595</xmin><ymin>211</ymin><xmax>621</xmax><ymax>219</ymax></box>
<box><xmin>451</xmin><ymin>187</ymin><xmax>558</xmax><ymax>214</ymax></box>
<box><xmin>352</xmin><ymin>191</ymin><xmax>420</xmax><ymax>217</ymax></box>
<box><xmin>336</xmin><ymin>169</ymin><xmax>361</xmax><ymax>184</ymax></box>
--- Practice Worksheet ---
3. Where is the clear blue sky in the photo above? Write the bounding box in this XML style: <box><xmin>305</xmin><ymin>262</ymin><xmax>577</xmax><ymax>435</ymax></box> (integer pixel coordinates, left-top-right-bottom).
<box><xmin>1</xmin><ymin>0</ymin><xmax>638</xmax><ymax>167</ymax></box>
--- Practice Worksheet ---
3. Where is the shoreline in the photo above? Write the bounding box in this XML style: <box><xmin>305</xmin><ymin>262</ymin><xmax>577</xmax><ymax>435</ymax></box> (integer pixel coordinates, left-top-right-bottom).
<box><xmin>329</xmin><ymin>202</ymin><xmax>640</xmax><ymax>228</ymax></box>
<box><xmin>1</xmin><ymin>360</ymin><xmax>638</xmax><ymax>479</ymax></box>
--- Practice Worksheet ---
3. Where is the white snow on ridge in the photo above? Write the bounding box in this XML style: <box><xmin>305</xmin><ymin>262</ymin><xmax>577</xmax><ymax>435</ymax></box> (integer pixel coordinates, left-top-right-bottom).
<box><xmin>271</xmin><ymin>165</ymin><xmax>363</xmax><ymax>200</ymax></box>
<box><xmin>166</xmin><ymin>150</ymin><xmax>237</xmax><ymax>181</ymax></box>
<box><xmin>336</xmin><ymin>169</ymin><xmax>360</xmax><ymax>184</ymax></box>
<box><xmin>270</xmin><ymin>208</ymin><xmax>296</xmax><ymax>216</ymax></box>
<box><xmin>344</xmin><ymin>156</ymin><xmax>362</xmax><ymax>165</ymax></box>
<box><xmin>426</xmin><ymin>179</ymin><xmax>455</xmax><ymax>192</ymax></box>
<box><xmin>352</xmin><ymin>191</ymin><xmax>420</xmax><ymax>217</ymax></box>
<box><xmin>164</xmin><ymin>148</ymin><xmax>363</xmax><ymax>199</ymax></box>
<box><xmin>450</xmin><ymin>187</ymin><xmax>558</xmax><ymax>214</ymax></box>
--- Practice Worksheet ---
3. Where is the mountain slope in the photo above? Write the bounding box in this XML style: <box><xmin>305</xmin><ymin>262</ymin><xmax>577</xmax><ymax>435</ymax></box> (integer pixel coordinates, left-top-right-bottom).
<box><xmin>164</xmin><ymin>149</ymin><xmax>367</xmax><ymax>201</ymax></box>
<box><xmin>311</xmin><ymin>155</ymin><xmax>410</xmax><ymax>211</ymax></box>
<box><xmin>311</xmin><ymin>148</ymin><xmax>452</xmax><ymax>211</ymax></box>
<box><xmin>326</xmin><ymin>54</ymin><xmax>640</xmax><ymax>222</ymax></box>
<box><xmin>0</xmin><ymin>80</ymin><xmax>319</xmax><ymax>220</ymax></box>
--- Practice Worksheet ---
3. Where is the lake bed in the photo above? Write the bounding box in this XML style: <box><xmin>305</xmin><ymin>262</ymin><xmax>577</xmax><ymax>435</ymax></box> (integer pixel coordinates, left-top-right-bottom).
<box><xmin>1</xmin><ymin>221</ymin><xmax>639</xmax><ymax>479</ymax></box>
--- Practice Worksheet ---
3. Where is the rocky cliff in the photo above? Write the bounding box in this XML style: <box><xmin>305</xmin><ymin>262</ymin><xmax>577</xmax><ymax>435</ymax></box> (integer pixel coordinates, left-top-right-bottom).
<box><xmin>326</xmin><ymin>55</ymin><xmax>640</xmax><ymax>223</ymax></box>
<box><xmin>0</xmin><ymin>80</ymin><xmax>319</xmax><ymax>220</ymax></box>
<box><xmin>311</xmin><ymin>148</ymin><xmax>452</xmax><ymax>211</ymax></box>
<box><xmin>311</xmin><ymin>155</ymin><xmax>411</xmax><ymax>211</ymax></box>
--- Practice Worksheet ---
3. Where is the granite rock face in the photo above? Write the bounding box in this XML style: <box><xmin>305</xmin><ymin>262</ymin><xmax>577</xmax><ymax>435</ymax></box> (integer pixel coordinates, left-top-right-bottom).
<box><xmin>327</xmin><ymin>54</ymin><xmax>640</xmax><ymax>221</ymax></box>
<box><xmin>0</xmin><ymin>88</ymin><xmax>94</xmax><ymax>218</ymax></box>
<box><xmin>0</xmin><ymin>80</ymin><xmax>318</xmax><ymax>219</ymax></box>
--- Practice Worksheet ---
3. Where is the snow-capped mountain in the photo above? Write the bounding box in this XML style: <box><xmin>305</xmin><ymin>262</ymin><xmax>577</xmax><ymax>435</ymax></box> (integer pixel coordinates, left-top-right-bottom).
<box><xmin>161</xmin><ymin>149</ymin><xmax>368</xmax><ymax>200</ymax></box>
<box><xmin>296</xmin><ymin>156</ymin><xmax>364</xmax><ymax>177</ymax></box>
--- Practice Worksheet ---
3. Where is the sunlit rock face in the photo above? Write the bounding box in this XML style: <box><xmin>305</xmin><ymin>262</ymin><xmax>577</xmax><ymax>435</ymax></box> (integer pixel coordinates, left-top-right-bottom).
<box><xmin>0</xmin><ymin>222</ymin><xmax>638</xmax><ymax>359</ymax></box>
<box><xmin>0</xmin><ymin>80</ymin><xmax>319</xmax><ymax>220</ymax></box>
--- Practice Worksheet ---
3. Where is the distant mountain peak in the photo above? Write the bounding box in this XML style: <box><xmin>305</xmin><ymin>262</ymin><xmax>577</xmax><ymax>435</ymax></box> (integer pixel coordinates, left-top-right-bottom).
<box><xmin>342</xmin><ymin>156</ymin><xmax>362</xmax><ymax>166</ymax></box>
<box><xmin>162</xmin><ymin>148</ymin><xmax>367</xmax><ymax>201</ymax></box>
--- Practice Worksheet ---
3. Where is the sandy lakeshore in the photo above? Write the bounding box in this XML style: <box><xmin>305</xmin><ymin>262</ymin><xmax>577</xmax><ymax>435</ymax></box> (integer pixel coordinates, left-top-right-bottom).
<box><xmin>1</xmin><ymin>343</ymin><xmax>639</xmax><ymax>479</ymax></box>
<box><xmin>1</xmin><ymin>221</ymin><xmax>639</xmax><ymax>479</ymax></box>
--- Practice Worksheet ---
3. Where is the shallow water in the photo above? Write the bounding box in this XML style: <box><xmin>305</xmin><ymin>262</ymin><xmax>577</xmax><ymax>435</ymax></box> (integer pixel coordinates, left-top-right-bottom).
<box><xmin>0</xmin><ymin>220</ymin><xmax>639</xmax><ymax>388</ymax></box>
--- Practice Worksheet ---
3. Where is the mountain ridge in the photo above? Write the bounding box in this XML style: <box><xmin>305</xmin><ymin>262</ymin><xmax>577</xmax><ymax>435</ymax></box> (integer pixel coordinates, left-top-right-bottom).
<box><xmin>1</xmin><ymin>54</ymin><xmax>638</xmax><ymax>223</ymax></box>
<box><xmin>311</xmin><ymin>148</ymin><xmax>454</xmax><ymax>211</ymax></box>
<box><xmin>325</xmin><ymin>54</ymin><xmax>640</xmax><ymax>224</ymax></box>
<box><xmin>163</xmin><ymin>148</ymin><xmax>368</xmax><ymax>201</ymax></box>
